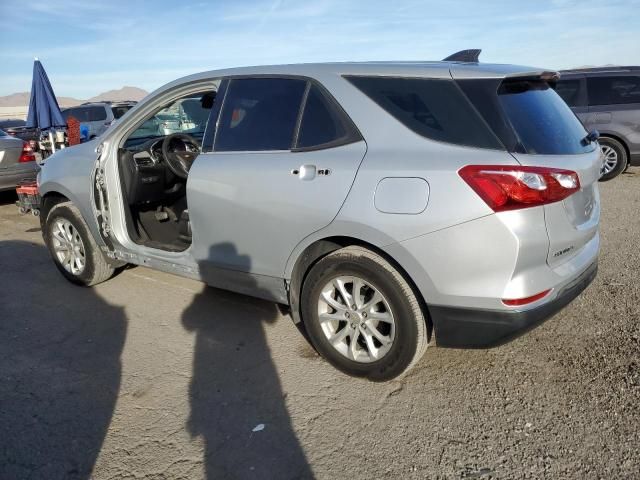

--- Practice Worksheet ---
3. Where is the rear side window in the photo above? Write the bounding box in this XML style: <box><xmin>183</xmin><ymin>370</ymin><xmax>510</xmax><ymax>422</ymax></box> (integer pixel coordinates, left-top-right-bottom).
<box><xmin>215</xmin><ymin>78</ymin><xmax>306</xmax><ymax>151</ymax></box>
<box><xmin>111</xmin><ymin>105</ymin><xmax>132</xmax><ymax>119</ymax></box>
<box><xmin>62</xmin><ymin>107</ymin><xmax>106</xmax><ymax>122</ymax></box>
<box><xmin>62</xmin><ymin>108</ymin><xmax>80</xmax><ymax>121</ymax></box>
<box><xmin>345</xmin><ymin>76</ymin><xmax>503</xmax><ymax>150</ymax></box>
<box><xmin>554</xmin><ymin>79</ymin><xmax>582</xmax><ymax>107</ymax></box>
<box><xmin>295</xmin><ymin>84</ymin><xmax>358</xmax><ymax>149</ymax></box>
<box><xmin>588</xmin><ymin>76</ymin><xmax>640</xmax><ymax>105</ymax></box>
<box><xmin>86</xmin><ymin>106</ymin><xmax>107</xmax><ymax>121</ymax></box>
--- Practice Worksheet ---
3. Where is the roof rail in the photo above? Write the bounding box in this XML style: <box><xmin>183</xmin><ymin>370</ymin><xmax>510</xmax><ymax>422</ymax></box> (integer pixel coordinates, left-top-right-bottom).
<box><xmin>442</xmin><ymin>49</ymin><xmax>481</xmax><ymax>62</ymax></box>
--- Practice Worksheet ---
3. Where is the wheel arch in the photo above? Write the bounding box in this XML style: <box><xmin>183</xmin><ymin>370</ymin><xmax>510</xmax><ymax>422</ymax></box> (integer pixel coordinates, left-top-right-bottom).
<box><xmin>288</xmin><ymin>235</ymin><xmax>432</xmax><ymax>341</ymax></box>
<box><xmin>39</xmin><ymin>191</ymin><xmax>71</xmax><ymax>229</ymax></box>
<box><xmin>598</xmin><ymin>132</ymin><xmax>631</xmax><ymax>160</ymax></box>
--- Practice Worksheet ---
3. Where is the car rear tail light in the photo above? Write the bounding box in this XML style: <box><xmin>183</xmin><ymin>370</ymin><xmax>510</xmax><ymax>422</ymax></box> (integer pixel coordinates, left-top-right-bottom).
<box><xmin>29</xmin><ymin>139</ymin><xmax>37</xmax><ymax>149</ymax></box>
<box><xmin>503</xmin><ymin>289</ymin><xmax>552</xmax><ymax>306</ymax></box>
<box><xmin>19</xmin><ymin>141</ymin><xmax>36</xmax><ymax>163</ymax></box>
<box><xmin>458</xmin><ymin>165</ymin><xmax>580</xmax><ymax>212</ymax></box>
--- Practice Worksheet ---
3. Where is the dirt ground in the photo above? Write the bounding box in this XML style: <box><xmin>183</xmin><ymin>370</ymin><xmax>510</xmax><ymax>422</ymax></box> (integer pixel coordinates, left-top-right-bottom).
<box><xmin>1</xmin><ymin>170</ymin><xmax>638</xmax><ymax>480</ymax></box>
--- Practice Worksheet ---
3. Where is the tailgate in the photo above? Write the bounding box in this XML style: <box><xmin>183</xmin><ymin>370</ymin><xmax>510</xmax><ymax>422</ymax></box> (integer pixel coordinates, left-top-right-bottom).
<box><xmin>512</xmin><ymin>149</ymin><xmax>601</xmax><ymax>267</ymax></box>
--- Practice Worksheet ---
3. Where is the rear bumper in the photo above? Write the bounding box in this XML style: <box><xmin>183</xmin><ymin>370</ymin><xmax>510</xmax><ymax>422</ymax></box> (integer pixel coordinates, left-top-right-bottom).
<box><xmin>0</xmin><ymin>163</ymin><xmax>39</xmax><ymax>192</ymax></box>
<box><xmin>431</xmin><ymin>261</ymin><xmax>598</xmax><ymax>349</ymax></box>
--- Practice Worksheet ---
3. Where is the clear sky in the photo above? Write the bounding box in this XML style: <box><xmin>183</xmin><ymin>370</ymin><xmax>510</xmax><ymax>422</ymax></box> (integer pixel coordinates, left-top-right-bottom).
<box><xmin>1</xmin><ymin>0</ymin><xmax>639</xmax><ymax>98</ymax></box>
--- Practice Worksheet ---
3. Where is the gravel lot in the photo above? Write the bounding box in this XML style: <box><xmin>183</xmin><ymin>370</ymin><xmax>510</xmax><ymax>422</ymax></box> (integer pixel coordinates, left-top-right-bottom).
<box><xmin>1</xmin><ymin>170</ymin><xmax>638</xmax><ymax>479</ymax></box>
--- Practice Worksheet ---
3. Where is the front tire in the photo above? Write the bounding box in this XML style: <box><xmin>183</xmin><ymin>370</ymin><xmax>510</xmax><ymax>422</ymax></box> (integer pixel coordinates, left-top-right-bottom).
<box><xmin>301</xmin><ymin>246</ymin><xmax>428</xmax><ymax>381</ymax></box>
<box><xmin>599</xmin><ymin>137</ymin><xmax>628</xmax><ymax>181</ymax></box>
<box><xmin>44</xmin><ymin>202</ymin><xmax>114</xmax><ymax>286</ymax></box>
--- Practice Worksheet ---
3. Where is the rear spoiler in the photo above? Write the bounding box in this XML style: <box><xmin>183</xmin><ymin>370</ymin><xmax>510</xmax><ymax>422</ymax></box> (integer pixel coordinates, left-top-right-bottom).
<box><xmin>504</xmin><ymin>71</ymin><xmax>561</xmax><ymax>82</ymax></box>
<box><xmin>443</xmin><ymin>49</ymin><xmax>481</xmax><ymax>62</ymax></box>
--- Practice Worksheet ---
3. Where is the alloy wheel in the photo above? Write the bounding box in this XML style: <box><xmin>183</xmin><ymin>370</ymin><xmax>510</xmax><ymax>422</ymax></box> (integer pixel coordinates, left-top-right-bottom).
<box><xmin>601</xmin><ymin>144</ymin><xmax>618</xmax><ymax>175</ymax></box>
<box><xmin>51</xmin><ymin>219</ymin><xmax>86</xmax><ymax>275</ymax></box>
<box><xmin>317</xmin><ymin>276</ymin><xmax>396</xmax><ymax>363</ymax></box>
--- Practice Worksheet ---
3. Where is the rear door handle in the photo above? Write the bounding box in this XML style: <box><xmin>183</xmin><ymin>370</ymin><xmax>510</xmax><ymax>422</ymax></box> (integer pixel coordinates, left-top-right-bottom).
<box><xmin>291</xmin><ymin>164</ymin><xmax>316</xmax><ymax>181</ymax></box>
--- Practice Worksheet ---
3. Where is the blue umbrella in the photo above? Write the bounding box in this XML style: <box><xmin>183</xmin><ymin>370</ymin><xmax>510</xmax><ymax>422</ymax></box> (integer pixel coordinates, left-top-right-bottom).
<box><xmin>26</xmin><ymin>58</ymin><xmax>65</xmax><ymax>130</ymax></box>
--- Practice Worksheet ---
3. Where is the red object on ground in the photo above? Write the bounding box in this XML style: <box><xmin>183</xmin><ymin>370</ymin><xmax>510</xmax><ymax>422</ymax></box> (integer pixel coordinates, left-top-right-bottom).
<box><xmin>67</xmin><ymin>116</ymin><xmax>80</xmax><ymax>146</ymax></box>
<box><xmin>16</xmin><ymin>183</ymin><xmax>39</xmax><ymax>196</ymax></box>
<box><xmin>16</xmin><ymin>181</ymin><xmax>41</xmax><ymax>215</ymax></box>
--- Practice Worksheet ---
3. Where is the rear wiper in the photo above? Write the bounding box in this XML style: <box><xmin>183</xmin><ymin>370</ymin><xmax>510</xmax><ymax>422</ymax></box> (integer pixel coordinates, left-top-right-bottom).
<box><xmin>582</xmin><ymin>129</ymin><xmax>599</xmax><ymax>146</ymax></box>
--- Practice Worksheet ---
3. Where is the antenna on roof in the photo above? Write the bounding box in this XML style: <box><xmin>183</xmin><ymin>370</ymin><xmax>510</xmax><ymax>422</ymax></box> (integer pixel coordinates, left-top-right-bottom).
<box><xmin>442</xmin><ymin>49</ymin><xmax>481</xmax><ymax>62</ymax></box>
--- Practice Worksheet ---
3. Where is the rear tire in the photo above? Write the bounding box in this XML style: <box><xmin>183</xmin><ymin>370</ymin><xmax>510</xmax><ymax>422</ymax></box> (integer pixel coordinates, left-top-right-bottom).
<box><xmin>44</xmin><ymin>202</ymin><xmax>114</xmax><ymax>286</ymax></box>
<box><xmin>599</xmin><ymin>137</ymin><xmax>628</xmax><ymax>181</ymax></box>
<box><xmin>300</xmin><ymin>246</ymin><xmax>428</xmax><ymax>381</ymax></box>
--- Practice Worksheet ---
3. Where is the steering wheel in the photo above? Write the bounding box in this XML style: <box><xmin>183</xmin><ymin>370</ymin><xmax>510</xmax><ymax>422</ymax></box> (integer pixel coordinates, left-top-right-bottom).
<box><xmin>161</xmin><ymin>133</ymin><xmax>200</xmax><ymax>179</ymax></box>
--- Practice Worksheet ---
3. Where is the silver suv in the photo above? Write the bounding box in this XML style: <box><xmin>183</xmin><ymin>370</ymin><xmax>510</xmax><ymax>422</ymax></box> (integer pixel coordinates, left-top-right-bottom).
<box><xmin>553</xmin><ymin>66</ymin><xmax>640</xmax><ymax>180</ymax></box>
<box><xmin>38</xmin><ymin>62</ymin><xmax>601</xmax><ymax>381</ymax></box>
<box><xmin>61</xmin><ymin>101</ymin><xmax>137</xmax><ymax>139</ymax></box>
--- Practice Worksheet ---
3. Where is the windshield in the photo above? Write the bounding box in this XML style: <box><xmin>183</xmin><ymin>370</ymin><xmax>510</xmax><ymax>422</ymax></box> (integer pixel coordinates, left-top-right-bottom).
<box><xmin>128</xmin><ymin>92</ymin><xmax>214</xmax><ymax>141</ymax></box>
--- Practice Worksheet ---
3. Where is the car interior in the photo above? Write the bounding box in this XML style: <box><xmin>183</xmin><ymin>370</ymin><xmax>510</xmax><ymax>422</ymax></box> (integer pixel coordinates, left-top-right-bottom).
<box><xmin>117</xmin><ymin>90</ymin><xmax>216</xmax><ymax>252</ymax></box>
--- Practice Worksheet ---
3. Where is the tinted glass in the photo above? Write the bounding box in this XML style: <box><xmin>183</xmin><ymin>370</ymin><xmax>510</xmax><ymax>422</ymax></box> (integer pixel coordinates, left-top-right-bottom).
<box><xmin>86</xmin><ymin>106</ymin><xmax>107</xmax><ymax>121</ymax></box>
<box><xmin>346</xmin><ymin>76</ymin><xmax>502</xmax><ymax>149</ymax></box>
<box><xmin>588</xmin><ymin>75</ymin><xmax>640</xmax><ymax>105</ymax></box>
<box><xmin>554</xmin><ymin>79</ymin><xmax>582</xmax><ymax>107</ymax></box>
<box><xmin>0</xmin><ymin>119</ymin><xmax>26</xmax><ymax>128</ymax></box>
<box><xmin>498</xmin><ymin>80</ymin><xmax>592</xmax><ymax>155</ymax></box>
<box><xmin>111</xmin><ymin>105</ymin><xmax>133</xmax><ymax>119</ymax></box>
<box><xmin>0</xmin><ymin>129</ymin><xmax>7</xmax><ymax>136</ymax></box>
<box><xmin>297</xmin><ymin>84</ymin><xmax>351</xmax><ymax>148</ymax></box>
<box><xmin>215</xmin><ymin>78</ymin><xmax>308</xmax><ymax>151</ymax></box>
<box><xmin>62</xmin><ymin>108</ymin><xmax>82</xmax><ymax>121</ymax></box>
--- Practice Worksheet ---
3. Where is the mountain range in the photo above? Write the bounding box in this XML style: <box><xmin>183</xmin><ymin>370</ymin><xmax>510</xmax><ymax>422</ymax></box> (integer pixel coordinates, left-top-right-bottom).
<box><xmin>0</xmin><ymin>86</ymin><xmax>149</xmax><ymax>108</ymax></box>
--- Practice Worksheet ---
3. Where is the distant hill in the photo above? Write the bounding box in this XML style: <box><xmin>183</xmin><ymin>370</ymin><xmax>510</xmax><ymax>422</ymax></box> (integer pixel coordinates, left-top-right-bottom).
<box><xmin>0</xmin><ymin>86</ymin><xmax>148</xmax><ymax>108</ymax></box>
<box><xmin>86</xmin><ymin>86</ymin><xmax>148</xmax><ymax>103</ymax></box>
<box><xmin>0</xmin><ymin>91</ymin><xmax>83</xmax><ymax>108</ymax></box>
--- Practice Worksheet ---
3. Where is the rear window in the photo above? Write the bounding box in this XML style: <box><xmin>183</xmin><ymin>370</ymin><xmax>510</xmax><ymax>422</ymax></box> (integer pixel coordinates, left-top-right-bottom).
<box><xmin>459</xmin><ymin>79</ymin><xmax>594</xmax><ymax>155</ymax></box>
<box><xmin>587</xmin><ymin>75</ymin><xmax>640</xmax><ymax>105</ymax></box>
<box><xmin>497</xmin><ymin>80</ymin><xmax>592</xmax><ymax>155</ymax></box>
<box><xmin>346</xmin><ymin>76</ymin><xmax>502</xmax><ymax>150</ymax></box>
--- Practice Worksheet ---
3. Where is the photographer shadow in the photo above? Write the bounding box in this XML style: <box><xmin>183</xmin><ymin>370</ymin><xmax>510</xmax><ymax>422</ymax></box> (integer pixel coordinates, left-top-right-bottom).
<box><xmin>182</xmin><ymin>243</ymin><xmax>313</xmax><ymax>479</ymax></box>
<box><xmin>0</xmin><ymin>240</ymin><xmax>126</xmax><ymax>479</ymax></box>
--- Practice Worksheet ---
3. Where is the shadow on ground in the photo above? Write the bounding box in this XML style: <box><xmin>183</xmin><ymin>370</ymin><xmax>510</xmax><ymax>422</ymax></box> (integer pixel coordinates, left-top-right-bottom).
<box><xmin>0</xmin><ymin>240</ymin><xmax>126</xmax><ymax>479</ymax></box>
<box><xmin>182</xmin><ymin>243</ymin><xmax>313</xmax><ymax>479</ymax></box>
<box><xmin>0</xmin><ymin>190</ymin><xmax>18</xmax><ymax>206</ymax></box>
<box><xmin>0</xmin><ymin>239</ymin><xmax>312</xmax><ymax>479</ymax></box>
